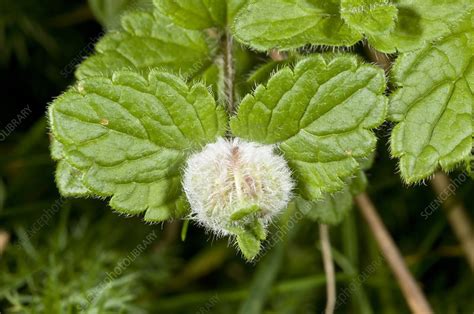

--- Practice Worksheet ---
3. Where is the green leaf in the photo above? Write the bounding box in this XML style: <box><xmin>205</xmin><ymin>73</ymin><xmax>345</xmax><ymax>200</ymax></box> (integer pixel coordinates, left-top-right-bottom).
<box><xmin>340</xmin><ymin>0</ymin><xmax>398</xmax><ymax>35</ymax></box>
<box><xmin>368</xmin><ymin>0</ymin><xmax>473</xmax><ymax>53</ymax></box>
<box><xmin>296</xmin><ymin>169</ymin><xmax>366</xmax><ymax>225</ymax></box>
<box><xmin>55</xmin><ymin>160</ymin><xmax>92</xmax><ymax>197</ymax></box>
<box><xmin>51</xmin><ymin>137</ymin><xmax>92</xmax><ymax>197</ymax></box>
<box><xmin>181</xmin><ymin>219</ymin><xmax>190</xmax><ymax>241</ymax></box>
<box><xmin>236</xmin><ymin>232</ymin><xmax>261</xmax><ymax>260</ymax></box>
<box><xmin>227</xmin><ymin>0</ymin><xmax>248</xmax><ymax>21</ymax></box>
<box><xmin>231</xmin><ymin>55</ymin><xmax>387</xmax><ymax>200</ymax></box>
<box><xmin>238</xmin><ymin>235</ymin><xmax>285</xmax><ymax>313</ymax></box>
<box><xmin>246</xmin><ymin>58</ymin><xmax>294</xmax><ymax>87</ymax></box>
<box><xmin>49</xmin><ymin>70</ymin><xmax>227</xmax><ymax>221</ymax></box>
<box><xmin>296</xmin><ymin>187</ymin><xmax>353</xmax><ymax>225</ymax></box>
<box><xmin>231</xmin><ymin>227</ymin><xmax>259</xmax><ymax>259</ymax></box>
<box><xmin>50</xmin><ymin>136</ymin><xmax>65</xmax><ymax>161</ymax></box>
<box><xmin>153</xmin><ymin>0</ymin><xmax>250</xmax><ymax>29</ymax></box>
<box><xmin>232</xmin><ymin>0</ymin><xmax>361</xmax><ymax>51</ymax></box>
<box><xmin>232</xmin><ymin>0</ymin><xmax>472</xmax><ymax>53</ymax></box>
<box><xmin>349</xmin><ymin>170</ymin><xmax>368</xmax><ymax>196</ymax></box>
<box><xmin>230</xmin><ymin>205</ymin><xmax>260</xmax><ymax>221</ymax></box>
<box><xmin>88</xmin><ymin>0</ymin><xmax>152</xmax><ymax>30</ymax></box>
<box><xmin>229</xmin><ymin>218</ymin><xmax>267</xmax><ymax>260</ymax></box>
<box><xmin>76</xmin><ymin>11</ymin><xmax>212</xmax><ymax>79</ymax></box>
<box><xmin>154</xmin><ymin>0</ymin><xmax>227</xmax><ymax>29</ymax></box>
<box><xmin>389</xmin><ymin>17</ymin><xmax>474</xmax><ymax>183</ymax></box>
<box><xmin>199</xmin><ymin>63</ymin><xmax>221</xmax><ymax>98</ymax></box>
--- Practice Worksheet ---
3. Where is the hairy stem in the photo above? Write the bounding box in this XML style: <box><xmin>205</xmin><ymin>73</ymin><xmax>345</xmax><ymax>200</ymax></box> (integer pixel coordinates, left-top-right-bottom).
<box><xmin>320</xmin><ymin>224</ymin><xmax>336</xmax><ymax>314</ymax></box>
<box><xmin>355</xmin><ymin>193</ymin><xmax>433</xmax><ymax>314</ymax></box>
<box><xmin>431</xmin><ymin>171</ymin><xmax>474</xmax><ymax>271</ymax></box>
<box><xmin>222</xmin><ymin>30</ymin><xmax>235</xmax><ymax>114</ymax></box>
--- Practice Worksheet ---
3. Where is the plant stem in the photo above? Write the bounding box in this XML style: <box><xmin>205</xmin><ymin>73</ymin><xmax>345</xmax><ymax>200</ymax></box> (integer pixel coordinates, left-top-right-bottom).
<box><xmin>362</xmin><ymin>44</ymin><xmax>460</xmax><ymax>310</ymax></box>
<box><xmin>222</xmin><ymin>30</ymin><xmax>235</xmax><ymax>114</ymax></box>
<box><xmin>363</xmin><ymin>44</ymin><xmax>392</xmax><ymax>73</ymax></box>
<box><xmin>355</xmin><ymin>193</ymin><xmax>433</xmax><ymax>314</ymax></box>
<box><xmin>431</xmin><ymin>171</ymin><xmax>474</xmax><ymax>271</ymax></box>
<box><xmin>270</xmin><ymin>49</ymin><xmax>285</xmax><ymax>61</ymax></box>
<box><xmin>154</xmin><ymin>221</ymin><xmax>180</xmax><ymax>252</ymax></box>
<box><xmin>0</xmin><ymin>229</ymin><xmax>10</xmax><ymax>255</ymax></box>
<box><xmin>48</xmin><ymin>4</ymin><xmax>94</xmax><ymax>27</ymax></box>
<box><xmin>320</xmin><ymin>224</ymin><xmax>336</xmax><ymax>314</ymax></box>
<box><xmin>365</xmin><ymin>43</ymin><xmax>474</xmax><ymax>272</ymax></box>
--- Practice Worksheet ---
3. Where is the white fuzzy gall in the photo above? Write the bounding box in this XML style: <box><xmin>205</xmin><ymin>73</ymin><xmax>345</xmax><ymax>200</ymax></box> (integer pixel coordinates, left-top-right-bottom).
<box><xmin>183</xmin><ymin>137</ymin><xmax>294</xmax><ymax>236</ymax></box>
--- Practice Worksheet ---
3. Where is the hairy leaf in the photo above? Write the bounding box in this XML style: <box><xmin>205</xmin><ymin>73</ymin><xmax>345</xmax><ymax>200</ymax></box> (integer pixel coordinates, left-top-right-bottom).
<box><xmin>349</xmin><ymin>169</ymin><xmax>368</xmax><ymax>195</ymax></box>
<box><xmin>341</xmin><ymin>0</ymin><xmax>398</xmax><ymax>35</ymax></box>
<box><xmin>154</xmin><ymin>0</ymin><xmax>226</xmax><ymax>29</ymax></box>
<box><xmin>49</xmin><ymin>70</ymin><xmax>227</xmax><ymax>221</ymax></box>
<box><xmin>231</xmin><ymin>219</ymin><xmax>266</xmax><ymax>260</ymax></box>
<box><xmin>227</xmin><ymin>0</ymin><xmax>248</xmax><ymax>21</ymax></box>
<box><xmin>153</xmin><ymin>0</ymin><xmax>248</xmax><ymax>29</ymax></box>
<box><xmin>56</xmin><ymin>160</ymin><xmax>92</xmax><ymax>197</ymax></box>
<box><xmin>232</xmin><ymin>0</ymin><xmax>472</xmax><ymax>53</ymax></box>
<box><xmin>246</xmin><ymin>58</ymin><xmax>294</xmax><ymax>86</ymax></box>
<box><xmin>296</xmin><ymin>169</ymin><xmax>367</xmax><ymax>225</ymax></box>
<box><xmin>369</xmin><ymin>0</ymin><xmax>473</xmax><ymax>52</ymax></box>
<box><xmin>232</xmin><ymin>0</ymin><xmax>361</xmax><ymax>51</ymax></box>
<box><xmin>389</xmin><ymin>18</ymin><xmax>474</xmax><ymax>183</ymax></box>
<box><xmin>296</xmin><ymin>187</ymin><xmax>353</xmax><ymax>225</ymax></box>
<box><xmin>231</xmin><ymin>55</ymin><xmax>387</xmax><ymax>200</ymax></box>
<box><xmin>50</xmin><ymin>137</ymin><xmax>65</xmax><ymax>161</ymax></box>
<box><xmin>88</xmin><ymin>0</ymin><xmax>152</xmax><ymax>29</ymax></box>
<box><xmin>51</xmin><ymin>138</ymin><xmax>92</xmax><ymax>197</ymax></box>
<box><xmin>76</xmin><ymin>11</ymin><xmax>212</xmax><ymax>79</ymax></box>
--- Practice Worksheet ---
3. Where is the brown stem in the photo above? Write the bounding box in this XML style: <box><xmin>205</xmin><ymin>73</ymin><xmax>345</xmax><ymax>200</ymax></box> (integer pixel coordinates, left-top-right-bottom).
<box><xmin>355</xmin><ymin>193</ymin><xmax>433</xmax><ymax>314</ymax></box>
<box><xmin>269</xmin><ymin>49</ymin><xmax>285</xmax><ymax>61</ymax></box>
<box><xmin>154</xmin><ymin>221</ymin><xmax>180</xmax><ymax>252</ymax></box>
<box><xmin>222</xmin><ymin>30</ymin><xmax>235</xmax><ymax>114</ymax></box>
<box><xmin>363</xmin><ymin>44</ymin><xmax>392</xmax><ymax>73</ymax></box>
<box><xmin>319</xmin><ymin>224</ymin><xmax>336</xmax><ymax>314</ymax></box>
<box><xmin>431</xmin><ymin>171</ymin><xmax>474</xmax><ymax>271</ymax></box>
<box><xmin>0</xmin><ymin>229</ymin><xmax>10</xmax><ymax>256</ymax></box>
<box><xmin>48</xmin><ymin>4</ymin><xmax>94</xmax><ymax>27</ymax></box>
<box><xmin>364</xmin><ymin>42</ymin><xmax>474</xmax><ymax>272</ymax></box>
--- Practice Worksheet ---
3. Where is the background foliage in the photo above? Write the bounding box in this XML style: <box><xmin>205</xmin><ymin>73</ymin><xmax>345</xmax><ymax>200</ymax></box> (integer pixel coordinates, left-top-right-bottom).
<box><xmin>0</xmin><ymin>0</ymin><xmax>473</xmax><ymax>313</ymax></box>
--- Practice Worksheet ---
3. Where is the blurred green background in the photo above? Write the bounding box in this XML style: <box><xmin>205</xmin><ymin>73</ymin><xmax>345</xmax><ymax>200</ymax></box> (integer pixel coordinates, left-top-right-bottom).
<box><xmin>0</xmin><ymin>0</ymin><xmax>473</xmax><ymax>313</ymax></box>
